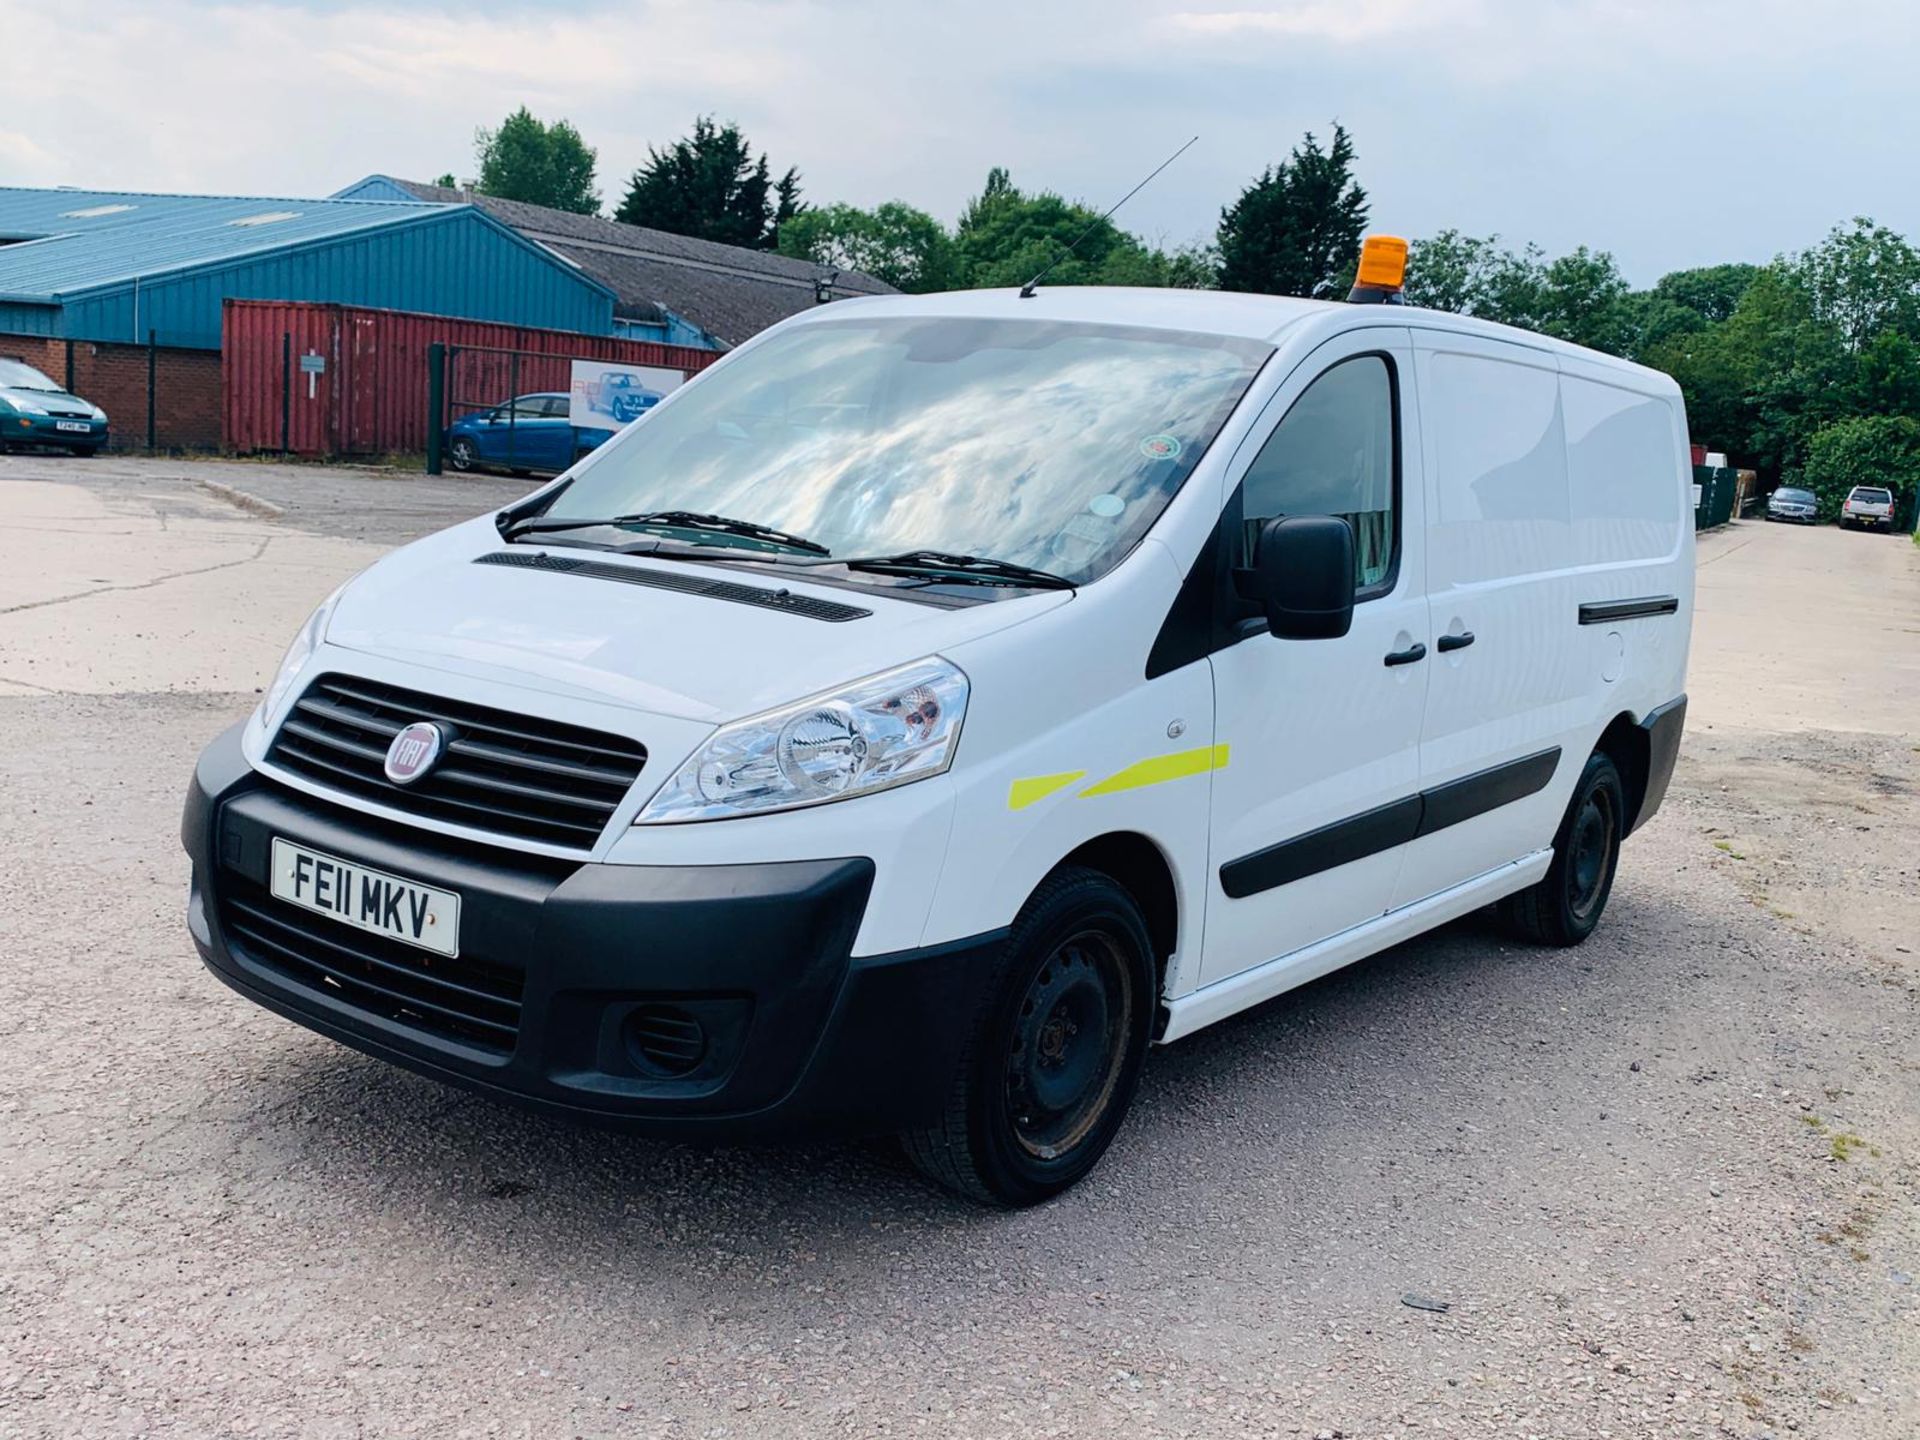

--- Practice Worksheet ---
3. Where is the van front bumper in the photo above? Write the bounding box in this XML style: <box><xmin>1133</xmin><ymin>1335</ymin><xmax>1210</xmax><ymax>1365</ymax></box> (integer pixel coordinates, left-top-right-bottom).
<box><xmin>182</xmin><ymin>722</ymin><xmax>1002</xmax><ymax>1139</ymax></box>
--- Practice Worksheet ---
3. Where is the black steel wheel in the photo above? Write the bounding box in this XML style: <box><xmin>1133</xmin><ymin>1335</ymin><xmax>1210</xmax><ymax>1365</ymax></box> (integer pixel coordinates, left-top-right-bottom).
<box><xmin>903</xmin><ymin>867</ymin><xmax>1155</xmax><ymax>1206</ymax></box>
<box><xmin>1501</xmin><ymin>750</ymin><xmax>1625</xmax><ymax>946</ymax></box>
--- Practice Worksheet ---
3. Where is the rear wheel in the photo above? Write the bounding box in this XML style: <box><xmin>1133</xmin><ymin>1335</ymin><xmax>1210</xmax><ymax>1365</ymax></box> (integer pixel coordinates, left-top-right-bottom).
<box><xmin>1500</xmin><ymin>751</ymin><xmax>1625</xmax><ymax>947</ymax></box>
<box><xmin>902</xmin><ymin>868</ymin><xmax>1155</xmax><ymax>1206</ymax></box>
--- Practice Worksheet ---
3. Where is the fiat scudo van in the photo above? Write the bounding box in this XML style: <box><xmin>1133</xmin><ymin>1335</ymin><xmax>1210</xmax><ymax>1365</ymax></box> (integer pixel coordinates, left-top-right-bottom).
<box><xmin>184</xmin><ymin>240</ymin><xmax>1692</xmax><ymax>1205</ymax></box>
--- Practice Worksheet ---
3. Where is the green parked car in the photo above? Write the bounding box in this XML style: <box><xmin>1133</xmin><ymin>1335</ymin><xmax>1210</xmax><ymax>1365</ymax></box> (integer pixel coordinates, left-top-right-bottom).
<box><xmin>0</xmin><ymin>358</ymin><xmax>109</xmax><ymax>455</ymax></box>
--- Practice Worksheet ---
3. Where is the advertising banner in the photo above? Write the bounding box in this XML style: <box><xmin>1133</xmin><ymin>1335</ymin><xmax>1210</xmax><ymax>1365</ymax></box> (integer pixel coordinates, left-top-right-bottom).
<box><xmin>569</xmin><ymin>360</ymin><xmax>686</xmax><ymax>433</ymax></box>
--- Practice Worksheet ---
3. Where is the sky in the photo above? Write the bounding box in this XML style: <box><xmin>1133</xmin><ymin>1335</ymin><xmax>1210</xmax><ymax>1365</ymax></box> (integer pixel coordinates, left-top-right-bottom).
<box><xmin>4</xmin><ymin>0</ymin><xmax>1919</xmax><ymax>286</ymax></box>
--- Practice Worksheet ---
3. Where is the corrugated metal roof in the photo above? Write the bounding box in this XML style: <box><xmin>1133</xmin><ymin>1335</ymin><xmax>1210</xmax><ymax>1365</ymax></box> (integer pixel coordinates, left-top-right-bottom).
<box><xmin>337</xmin><ymin>176</ymin><xmax>895</xmax><ymax>346</ymax></box>
<box><xmin>0</xmin><ymin>186</ymin><xmax>446</xmax><ymax>301</ymax></box>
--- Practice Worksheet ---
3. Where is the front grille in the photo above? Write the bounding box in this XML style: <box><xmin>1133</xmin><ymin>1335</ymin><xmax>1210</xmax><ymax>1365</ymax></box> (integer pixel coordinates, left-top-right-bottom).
<box><xmin>219</xmin><ymin>873</ymin><xmax>523</xmax><ymax>1053</ymax></box>
<box><xmin>267</xmin><ymin>674</ymin><xmax>646</xmax><ymax>850</ymax></box>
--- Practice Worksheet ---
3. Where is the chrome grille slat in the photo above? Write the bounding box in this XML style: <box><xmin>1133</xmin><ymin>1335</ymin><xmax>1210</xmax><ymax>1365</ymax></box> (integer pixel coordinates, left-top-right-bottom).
<box><xmin>267</xmin><ymin>674</ymin><xmax>646</xmax><ymax>850</ymax></box>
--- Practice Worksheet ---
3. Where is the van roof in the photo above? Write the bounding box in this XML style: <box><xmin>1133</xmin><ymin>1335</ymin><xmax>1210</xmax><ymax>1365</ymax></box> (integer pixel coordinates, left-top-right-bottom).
<box><xmin>793</xmin><ymin>285</ymin><xmax>1676</xmax><ymax>389</ymax></box>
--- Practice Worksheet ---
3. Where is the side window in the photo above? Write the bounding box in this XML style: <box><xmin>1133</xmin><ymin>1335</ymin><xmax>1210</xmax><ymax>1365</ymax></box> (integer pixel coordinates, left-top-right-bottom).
<box><xmin>540</xmin><ymin>396</ymin><xmax>571</xmax><ymax>418</ymax></box>
<box><xmin>1239</xmin><ymin>355</ymin><xmax>1396</xmax><ymax>591</ymax></box>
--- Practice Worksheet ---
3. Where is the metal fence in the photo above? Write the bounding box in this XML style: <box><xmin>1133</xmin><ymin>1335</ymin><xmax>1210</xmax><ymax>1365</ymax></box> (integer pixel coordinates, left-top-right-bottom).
<box><xmin>223</xmin><ymin>300</ymin><xmax>715</xmax><ymax>458</ymax></box>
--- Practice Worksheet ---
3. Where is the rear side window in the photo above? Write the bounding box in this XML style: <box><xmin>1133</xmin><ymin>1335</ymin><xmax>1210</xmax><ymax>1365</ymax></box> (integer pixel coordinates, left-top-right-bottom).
<box><xmin>1426</xmin><ymin>349</ymin><xmax>1569</xmax><ymax>586</ymax></box>
<box><xmin>1563</xmin><ymin>376</ymin><xmax>1681</xmax><ymax>564</ymax></box>
<box><xmin>1238</xmin><ymin>355</ymin><xmax>1397</xmax><ymax>591</ymax></box>
<box><xmin>540</xmin><ymin>396</ymin><xmax>571</xmax><ymax>418</ymax></box>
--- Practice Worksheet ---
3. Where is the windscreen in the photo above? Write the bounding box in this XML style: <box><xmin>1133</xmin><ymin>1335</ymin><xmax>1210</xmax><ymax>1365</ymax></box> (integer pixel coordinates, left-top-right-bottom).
<box><xmin>549</xmin><ymin>316</ymin><xmax>1270</xmax><ymax>583</ymax></box>
<box><xmin>0</xmin><ymin>359</ymin><xmax>60</xmax><ymax>391</ymax></box>
<box><xmin>1853</xmin><ymin>488</ymin><xmax>1892</xmax><ymax>503</ymax></box>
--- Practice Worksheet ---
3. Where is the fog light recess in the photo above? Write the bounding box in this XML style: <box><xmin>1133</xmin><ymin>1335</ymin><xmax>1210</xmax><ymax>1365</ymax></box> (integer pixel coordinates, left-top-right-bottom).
<box><xmin>623</xmin><ymin>1004</ymin><xmax>707</xmax><ymax>1076</ymax></box>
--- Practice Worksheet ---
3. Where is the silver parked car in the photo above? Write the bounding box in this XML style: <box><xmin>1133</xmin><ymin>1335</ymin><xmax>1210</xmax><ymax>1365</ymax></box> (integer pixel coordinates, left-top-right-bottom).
<box><xmin>1840</xmin><ymin>485</ymin><xmax>1895</xmax><ymax>532</ymax></box>
<box><xmin>1765</xmin><ymin>486</ymin><xmax>1817</xmax><ymax>524</ymax></box>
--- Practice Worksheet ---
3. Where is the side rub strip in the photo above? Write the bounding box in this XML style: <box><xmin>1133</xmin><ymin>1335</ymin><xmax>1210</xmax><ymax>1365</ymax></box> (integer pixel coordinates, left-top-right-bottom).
<box><xmin>1218</xmin><ymin>746</ymin><xmax>1561</xmax><ymax>899</ymax></box>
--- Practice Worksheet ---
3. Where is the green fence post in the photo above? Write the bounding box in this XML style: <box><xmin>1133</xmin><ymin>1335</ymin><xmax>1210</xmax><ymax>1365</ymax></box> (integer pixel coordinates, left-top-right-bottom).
<box><xmin>425</xmin><ymin>343</ymin><xmax>445</xmax><ymax>476</ymax></box>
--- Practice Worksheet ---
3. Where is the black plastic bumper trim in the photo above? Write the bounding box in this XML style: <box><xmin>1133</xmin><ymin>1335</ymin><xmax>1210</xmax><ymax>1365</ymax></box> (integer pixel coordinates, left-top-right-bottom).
<box><xmin>1630</xmin><ymin>693</ymin><xmax>1687</xmax><ymax>835</ymax></box>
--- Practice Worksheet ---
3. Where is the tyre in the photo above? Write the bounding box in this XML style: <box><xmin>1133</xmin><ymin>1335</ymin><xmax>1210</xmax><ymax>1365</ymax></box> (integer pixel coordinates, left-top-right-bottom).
<box><xmin>448</xmin><ymin>436</ymin><xmax>478</xmax><ymax>472</ymax></box>
<box><xmin>902</xmin><ymin>867</ymin><xmax>1155</xmax><ymax>1207</ymax></box>
<box><xmin>1500</xmin><ymin>750</ymin><xmax>1625</xmax><ymax>947</ymax></box>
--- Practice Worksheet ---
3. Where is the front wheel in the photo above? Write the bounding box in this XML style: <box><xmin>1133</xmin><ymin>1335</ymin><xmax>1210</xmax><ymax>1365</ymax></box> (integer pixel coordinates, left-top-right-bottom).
<box><xmin>1500</xmin><ymin>751</ymin><xmax>1625</xmax><ymax>947</ymax></box>
<box><xmin>447</xmin><ymin>436</ymin><xmax>478</xmax><ymax>472</ymax></box>
<box><xmin>903</xmin><ymin>868</ymin><xmax>1155</xmax><ymax>1206</ymax></box>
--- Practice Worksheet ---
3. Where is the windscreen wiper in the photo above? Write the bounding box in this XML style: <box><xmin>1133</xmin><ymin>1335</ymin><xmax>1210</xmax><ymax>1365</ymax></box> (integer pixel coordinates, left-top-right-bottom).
<box><xmin>502</xmin><ymin>509</ymin><xmax>828</xmax><ymax>555</ymax></box>
<box><xmin>840</xmin><ymin>549</ymin><xmax>1076</xmax><ymax>590</ymax></box>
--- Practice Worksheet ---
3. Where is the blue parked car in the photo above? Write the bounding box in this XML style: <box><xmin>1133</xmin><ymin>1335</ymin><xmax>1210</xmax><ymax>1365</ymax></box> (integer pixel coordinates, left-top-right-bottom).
<box><xmin>445</xmin><ymin>393</ymin><xmax>609</xmax><ymax>476</ymax></box>
<box><xmin>0</xmin><ymin>357</ymin><xmax>109</xmax><ymax>455</ymax></box>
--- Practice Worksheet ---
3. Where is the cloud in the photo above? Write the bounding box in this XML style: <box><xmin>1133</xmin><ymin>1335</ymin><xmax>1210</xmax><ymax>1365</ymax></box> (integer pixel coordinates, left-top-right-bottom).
<box><xmin>1166</xmin><ymin>1</ymin><xmax>1486</xmax><ymax>44</ymax></box>
<box><xmin>0</xmin><ymin>131</ymin><xmax>61</xmax><ymax>183</ymax></box>
<box><xmin>2</xmin><ymin>0</ymin><xmax>1919</xmax><ymax>284</ymax></box>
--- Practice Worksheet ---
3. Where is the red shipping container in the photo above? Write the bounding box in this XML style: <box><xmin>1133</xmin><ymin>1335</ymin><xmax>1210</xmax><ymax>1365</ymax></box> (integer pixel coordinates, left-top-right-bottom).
<box><xmin>222</xmin><ymin>300</ymin><xmax>718</xmax><ymax>457</ymax></box>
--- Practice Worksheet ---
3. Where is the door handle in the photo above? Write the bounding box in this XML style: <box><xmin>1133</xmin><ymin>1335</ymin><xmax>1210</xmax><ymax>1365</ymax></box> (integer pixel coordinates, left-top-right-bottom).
<box><xmin>1437</xmin><ymin>630</ymin><xmax>1476</xmax><ymax>653</ymax></box>
<box><xmin>1384</xmin><ymin>642</ymin><xmax>1427</xmax><ymax>667</ymax></box>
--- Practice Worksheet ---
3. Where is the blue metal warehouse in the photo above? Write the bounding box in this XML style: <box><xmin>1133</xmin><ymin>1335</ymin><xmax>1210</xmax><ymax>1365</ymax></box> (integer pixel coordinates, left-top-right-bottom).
<box><xmin>0</xmin><ymin>186</ymin><xmax>617</xmax><ymax>349</ymax></box>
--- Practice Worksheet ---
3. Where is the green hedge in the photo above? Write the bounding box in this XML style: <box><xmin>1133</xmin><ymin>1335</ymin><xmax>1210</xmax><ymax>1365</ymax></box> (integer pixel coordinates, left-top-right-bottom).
<box><xmin>1800</xmin><ymin>415</ymin><xmax>1920</xmax><ymax>523</ymax></box>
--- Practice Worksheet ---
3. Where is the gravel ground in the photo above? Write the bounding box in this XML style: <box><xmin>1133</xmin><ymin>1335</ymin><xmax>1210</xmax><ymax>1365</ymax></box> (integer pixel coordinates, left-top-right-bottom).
<box><xmin>1</xmin><ymin>455</ymin><xmax>1916</xmax><ymax>1438</ymax></box>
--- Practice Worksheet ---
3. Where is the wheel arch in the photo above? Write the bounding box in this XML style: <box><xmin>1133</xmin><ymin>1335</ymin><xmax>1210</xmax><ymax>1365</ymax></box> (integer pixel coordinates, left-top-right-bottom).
<box><xmin>1046</xmin><ymin>831</ymin><xmax>1180</xmax><ymax>990</ymax></box>
<box><xmin>1595</xmin><ymin>709</ymin><xmax>1652</xmax><ymax>833</ymax></box>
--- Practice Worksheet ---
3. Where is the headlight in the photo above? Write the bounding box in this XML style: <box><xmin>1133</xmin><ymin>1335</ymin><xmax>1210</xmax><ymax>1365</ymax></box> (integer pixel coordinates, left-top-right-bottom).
<box><xmin>636</xmin><ymin>657</ymin><xmax>969</xmax><ymax>823</ymax></box>
<box><xmin>10</xmin><ymin>397</ymin><xmax>47</xmax><ymax>416</ymax></box>
<box><xmin>91</xmin><ymin>405</ymin><xmax>108</xmax><ymax>423</ymax></box>
<box><xmin>258</xmin><ymin>596</ymin><xmax>337</xmax><ymax>728</ymax></box>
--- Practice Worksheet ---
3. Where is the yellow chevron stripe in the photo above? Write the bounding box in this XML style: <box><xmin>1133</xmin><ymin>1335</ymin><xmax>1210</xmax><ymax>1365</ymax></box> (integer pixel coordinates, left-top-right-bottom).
<box><xmin>1008</xmin><ymin>771</ymin><xmax>1086</xmax><ymax>811</ymax></box>
<box><xmin>1078</xmin><ymin>744</ymin><xmax>1229</xmax><ymax>798</ymax></box>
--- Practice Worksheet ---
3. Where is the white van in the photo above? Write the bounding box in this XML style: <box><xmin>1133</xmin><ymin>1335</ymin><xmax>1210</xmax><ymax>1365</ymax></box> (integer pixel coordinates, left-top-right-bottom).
<box><xmin>184</xmin><ymin>248</ymin><xmax>1692</xmax><ymax>1205</ymax></box>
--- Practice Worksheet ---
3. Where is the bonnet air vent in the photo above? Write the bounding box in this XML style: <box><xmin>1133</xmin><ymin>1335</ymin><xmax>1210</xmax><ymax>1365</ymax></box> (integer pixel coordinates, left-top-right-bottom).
<box><xmin>473</xmin><ymin>550</ymin><xmax>871</xmax><ymax>622</ymax></box>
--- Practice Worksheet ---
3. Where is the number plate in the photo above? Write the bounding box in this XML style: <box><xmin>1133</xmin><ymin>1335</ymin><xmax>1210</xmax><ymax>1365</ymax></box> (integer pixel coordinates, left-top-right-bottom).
<box><xmin>55</xmin><ymin>420</ymin><xmax>91</xmax><ymax>433</ymax></box>
<box><xmin>269</xmin><ymin>838</ymin><xmax>460</xmax><ymax>957</ymax></box>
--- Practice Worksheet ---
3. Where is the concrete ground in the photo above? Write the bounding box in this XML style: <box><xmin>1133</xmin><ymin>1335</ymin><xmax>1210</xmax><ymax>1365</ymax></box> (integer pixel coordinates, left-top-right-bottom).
<box><xmin>1</xmin><ymin>454</ymin><xmax>1916</xmax><ymax>1439</ymax></box>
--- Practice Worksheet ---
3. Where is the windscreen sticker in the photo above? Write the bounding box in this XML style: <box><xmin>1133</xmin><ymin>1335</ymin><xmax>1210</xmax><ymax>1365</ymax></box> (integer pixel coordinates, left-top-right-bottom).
<box><xmin>1138</xmin><ymin>433</ymin><xmax>1183</xmax><ymax>462</ymax></box>
<box><xmin>1087</xmin><ymin>493</ymin><xmax>1126</xmax><ymax>518</ymax></box>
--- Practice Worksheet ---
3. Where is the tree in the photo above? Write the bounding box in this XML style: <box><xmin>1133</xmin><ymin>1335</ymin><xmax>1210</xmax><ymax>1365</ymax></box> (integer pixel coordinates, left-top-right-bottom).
<box><xmin>615</xmin><ymin>116</ymin><xmax>801</xmax><ymax>250</ymax></box>
<box><xmin>1216</xmin><ymin>124</ymin><xmax>1368</xmax><ymax>299</ymax></box>
<box><xmin>1790</xmin><ymin>217</ymin><xmax>1920</xmax><ymax>351</ymax></box>
<box><xmin>948</xmin><ymin>167</ymin><xmax>1208</xmax><ymax>290</ymax></box>
<box><xmin>473</xmin><ymin>107</ymin><xmax>599</xmax><ymax>215</ymax></box>
<box><xmin>431</xmin><ymin>172</ymin><xmax>459</xmax><ymax>191</ymax></box>
<box><xmin>777</xmin><ymin>202</ymin><xmax>959</xmax><ymax>293</ymax></box>
<box><xmin>1533</xmin><ymin>246</ymin><xmax>1632</xmax><ymax>352</ymax></box>
<box><xmin>1654</xmin><ymin>263</ymin><xmax>1759</xmax><ymax>325</ymax></box>
<box><xmin>1800</xmin><ymin>414</ymin><xmax>1920</xmax><ymax>522</ymax></box>
<box><xmin>1404</xmin><ymin>230</ymin><xmax>1509</xmax><ymax>314</ymax></box>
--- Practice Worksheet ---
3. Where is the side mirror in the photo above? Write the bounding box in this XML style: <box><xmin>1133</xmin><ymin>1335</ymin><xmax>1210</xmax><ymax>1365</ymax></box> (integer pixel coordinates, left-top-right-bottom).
<box><xmin>1238</xmin><ymin>515</ymin><xmax>1356</xmax><ymax>639</ymax></box>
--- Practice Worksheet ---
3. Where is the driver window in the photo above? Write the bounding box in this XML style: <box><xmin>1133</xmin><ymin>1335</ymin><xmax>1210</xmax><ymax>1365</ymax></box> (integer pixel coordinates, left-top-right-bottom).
<box><xmin>1239</xmin><ymin>355</ymin><xmax>1396</xmax><ymax>591</ymax></box>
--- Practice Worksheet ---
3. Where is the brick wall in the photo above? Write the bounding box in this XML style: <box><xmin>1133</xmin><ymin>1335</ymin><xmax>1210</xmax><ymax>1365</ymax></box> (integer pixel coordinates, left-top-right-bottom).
<box><xmin>0</xmin><ymin>334</ymin><xmax>222</xmax><ymax>451</ymax></box>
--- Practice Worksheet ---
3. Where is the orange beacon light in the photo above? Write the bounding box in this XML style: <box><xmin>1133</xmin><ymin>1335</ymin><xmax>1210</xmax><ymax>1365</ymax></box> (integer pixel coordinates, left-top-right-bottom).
<box><xmin>1347</xmin><ymin>234</ymin><xmax>1409</xmax><ymax>305</ymax></box>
